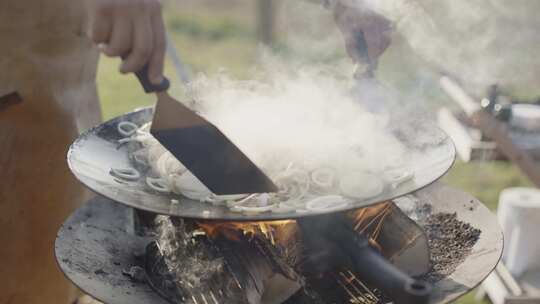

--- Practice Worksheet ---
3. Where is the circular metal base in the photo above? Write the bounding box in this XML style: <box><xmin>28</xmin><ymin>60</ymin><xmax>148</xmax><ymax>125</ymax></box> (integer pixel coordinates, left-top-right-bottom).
<box><xmin>415</xmin><ymin>183</ymin><xmax>503</xmax><ymax>303</ymax></box>
<box><xmin>54</xmin><ymin>197</ymin><xmax>167</xmax><ymax>304</ymax></box>
<box><xmin>55</xmin><ymin>183</ymin><xmax>502</xmax><ymax>304</ymax></box>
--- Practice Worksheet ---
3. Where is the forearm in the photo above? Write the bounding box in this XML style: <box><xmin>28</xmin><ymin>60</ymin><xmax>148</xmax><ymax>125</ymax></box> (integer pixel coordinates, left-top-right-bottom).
<box><xmin>306</xmin><ymin>0</ymin><xmax>362</xmax><ymax>10</ymax></box>
<box><xmin>321</xmin><ymin>0</ymin><xmax>393</xmax><ymax>67</ymax></box>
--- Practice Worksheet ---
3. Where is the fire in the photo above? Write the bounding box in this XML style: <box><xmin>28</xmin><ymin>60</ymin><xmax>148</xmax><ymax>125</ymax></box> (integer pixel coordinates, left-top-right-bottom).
<box><xmin>195</xmin><ymin>202</ymin><xmax>395</xmax><ymax>304</ymax></box>
<box><xmin>197</xmin><ymin>201</ymin><xmax>393</xmax><ymax>253</ymax></box>
<box><xmin>197</xmin><ymin>220</ymin><xmax>297</xmax><ymax>247</ymax></box>
<box><xmin>349</xmin><ymin>201</ymin><xmax>393</xmax><ymax>252</ymax></box>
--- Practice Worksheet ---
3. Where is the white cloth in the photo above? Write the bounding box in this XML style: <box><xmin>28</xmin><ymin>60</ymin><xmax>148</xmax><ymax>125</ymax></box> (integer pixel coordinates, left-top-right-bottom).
<box><xmin>499</xmin><ymin>188</ymin><xmax>540</xmax><ymax>277</ymax></box>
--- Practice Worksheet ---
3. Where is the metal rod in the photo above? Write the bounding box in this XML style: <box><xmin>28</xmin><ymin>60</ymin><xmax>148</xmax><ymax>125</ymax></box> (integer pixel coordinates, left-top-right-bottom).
<box><xmin>338</xmin><ymin>271</ymin><xmax>374</xmax><ymax>303</ymax></box>
<box><xmin>346</xmin><ymin>270</ymin><xmax>379</xmax><ymax>300</ymax></box>
<box><xmin>333</xmin><ymin>272</ymin><xmax>365</xmax><ymax>303</ymax></box>
<box><xmin>165</xmin><ymin>32</ymin><xmax>191</xmax><ymax>86</ymax></box>
<box><xmin>257</xmin><ymin>0</ymin><xmax>275</xmax><ymax>46</ymax></box>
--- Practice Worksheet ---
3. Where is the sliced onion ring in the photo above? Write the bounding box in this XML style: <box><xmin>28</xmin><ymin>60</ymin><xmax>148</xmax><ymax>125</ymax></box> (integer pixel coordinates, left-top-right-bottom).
<box><xmin>271</xmin><ymin>204</ymin><xmax>297</xmax><ymax>213</ymax></box>
<box><xmin>226</xmin><ymin>194</ymin><xmax>258</xmax><ymax>208</ymax></box>
<box><xmin>146</xmin><ymin>177</ymin><xmax>170</xmax><ymax>193</ymax></box>
<box><xmin>118</xmin><ymin>137</ymin><xmax>140</xmax><ymax>144</ymax></box>
<box><xmin>306</xmin><ymin>195</ymin><xmax>351</xmax><ymax>212</ymax></box>
<box><xmin>118</xmin><ymin>121</ymin><xmax>139</xmax><ymax>137</ymax></box>
<box><xmin>384</xmin><ymin>169</ymin><xmax>414</xmax><ymax>189</ymax></box>
<box><xmin>311</xmin><ymin>168</ymin><xmax>335</xmax><ymax>188</ymax></box>
<box><xmin>231</xmin><ymin>204</ymin><xmax>276</xmax><ymax>214</ymax></box>
<box><xmin>206</xmin><ymin>194</ymin><xmax>248</xmax><ymax>204</ymax></box>
<box><xmin>339</xmin><ymin>172</ymin><xmax>384</xmax><ymax>199</ymax></box>
<box><xmin>110</xmin><ymin>168</ymin><xmax>140</xmax><ymax>181</ymax></box>
<box><xmin>132</xmin><ymin>152</ymin><xmax>149</xmax><ymax>167</ymax></box>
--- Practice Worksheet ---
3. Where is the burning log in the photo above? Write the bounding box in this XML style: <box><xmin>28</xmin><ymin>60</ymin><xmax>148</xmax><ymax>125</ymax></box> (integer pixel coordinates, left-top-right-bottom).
<box><xmin>214</xmin><ymin>236</ymin><xmax>302</xmax><ymax>304</ymax></box>
<box><xmin>142</xmin><ymin>201</ymin><xmax>432</xmax><ymax>304</ymax></box>
<box><xmin>196</xmin><ymin>220</ymin><xmax>302</xmax><ymax>276</ymax></box>
<box><xmin>197</xmin><ymin>220</ymin><xmax>303</xmax><ymax>304</ymax></box>
<box><xmin>147</xmin><ymin>216</ymin><xmax>302</xmax><ymax>304</ymax></box>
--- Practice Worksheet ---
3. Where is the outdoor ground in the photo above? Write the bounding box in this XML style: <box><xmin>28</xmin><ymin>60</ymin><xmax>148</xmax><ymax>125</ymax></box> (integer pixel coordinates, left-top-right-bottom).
<box><xmin>96</xmin><ymin>1</ymin><xmax>533</xmax><ymax>303</ymax></box>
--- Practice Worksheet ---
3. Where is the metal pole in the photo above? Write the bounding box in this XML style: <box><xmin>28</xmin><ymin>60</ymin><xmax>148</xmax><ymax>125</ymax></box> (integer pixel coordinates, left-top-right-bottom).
<box><xmin>257</xmin><ymin>0</ymin><xmax>275</xmax><ymax>46</ymax></box>
<box><xmin>166</xmin><ymin>32</ymin><xmax>191</xmax><ymax>86</ymax></box>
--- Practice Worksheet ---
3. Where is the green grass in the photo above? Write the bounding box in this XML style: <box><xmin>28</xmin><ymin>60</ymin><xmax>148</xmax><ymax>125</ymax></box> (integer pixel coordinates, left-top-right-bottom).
<box><xmin>457</xmin><ymin>291</ymin><xmax>490</xmax><ymax>304</ymax></box>
<box><xmin>444</xmin><ymin>160</ymin><xmax>533</xmax><ymax>210</ymax></box>
<box><xmin>97</xmin><ymin>7</ymin><xmax>258</xmax><ymax>120</ymax></box>
<box><xmin>96</xmin><ymin>3</ymin><xmax>535</xmax><ymax>303</ymax></box>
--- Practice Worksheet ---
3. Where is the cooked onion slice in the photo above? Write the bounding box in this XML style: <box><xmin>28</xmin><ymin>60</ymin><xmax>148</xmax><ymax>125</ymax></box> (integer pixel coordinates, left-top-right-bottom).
<box><xmin>311</xmin><ymin>168</ymin><xmax>335</xmax><ymax>188</ymax></box>
<box><xmin>384</xmin><ymin>169</ymin><xmax>414</xmax><ymax>188</ymax></box>
<box><xmin>275</xmin><ymin>169</ymin><xmax>310</xmax><ymax>202</ymax></box>
<box><xmin>171</xmin><ymin>171</ymin><xmax>211</xmax><ymax>200</ymax></box>
<box><xmin>146</xmin><ymin>177</ymin><xmax>170</xmax><ymax>193</ymax></box>
<box><xmin>226</xmin><ymin>194</ymin><xmax>258</xmax><ymax>208</ymax></box>
<box><xmin>138</xmin><ymin>122</ymin><xmax>152</xmax><ymax>133</ymax></box>
<box><xmin>118</xmin><ymin>137</ymin><xmax>140</xmax><ymax>144</ymax></box>
<box><xmin>271</xmin><ymin>204</ymin><xmax>297</xmax><ymax>213</ymax></box>
<box><xmin>156</xmin><ymin>152</ymin><xmax>187</xmax><ymax>177</ymax></box>
<box><xmin>118</xmin><ymin>121</ymin><xmax>139</xmax><ymax>137</ymax></box>
<box><xmin>205</xmin><ymin>194</ymin><xmax>248</xmax><ymax>204</ymax></box>
<box><xmin>306</xmin><ymin>195</ymin><xmax>351</xmax><ymax>211</ymax></box>
<box><xmin>131</xmin><ymin>149</ymin><xmax>149</xmax><ymax>167</ymax></box>
<box><xmin>231</xmin><ymin>204</ymin><xmax>276</xmax><ymax>214</ymax></box>
<box><xmin>339</xmin><ymin>172</ymin><xmax>384</xmax><ymax>199</ymax></box>
<box><xmin>110</xmin><ymin>168</ymin><xmax>140</xmax><ymax>181</ymax></box>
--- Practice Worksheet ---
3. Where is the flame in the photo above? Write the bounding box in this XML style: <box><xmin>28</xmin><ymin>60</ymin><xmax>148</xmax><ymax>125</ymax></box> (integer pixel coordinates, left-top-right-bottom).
<box><xmin>348</xmin><ymin>201</ymin><xmax>393</xmax><ymax>252</ymax></box>
<box><xmin>197</xmin><ymin>202</ymin><xmax>393</xmax><ymax>252</ymax></box>
<box><xmin>197</xmin><ymin>220</ymin><xmax>297</xmax><ymax>247</ymax></box>
<box><xmin>196</xmin><ymin>203</ymin><xmax>394</xmax><ymax>304</ymax></box>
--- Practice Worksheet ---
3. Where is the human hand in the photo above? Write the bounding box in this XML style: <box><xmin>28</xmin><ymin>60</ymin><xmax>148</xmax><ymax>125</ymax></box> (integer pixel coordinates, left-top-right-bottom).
<box><xmin>332</xmin><ymin>2</ymin><xmax>392</xmax><ymax>69</ymax></box>
<box><xmin>85</xmin><ymin>0</ymin><xmax>166</xmax><ymax>84</ymax></box>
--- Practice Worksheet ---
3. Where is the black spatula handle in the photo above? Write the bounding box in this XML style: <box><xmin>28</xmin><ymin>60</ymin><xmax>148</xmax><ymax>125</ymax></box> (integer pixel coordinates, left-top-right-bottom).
<box><xmin>121</xmin><ymin>55</ymin><xmax>170</xmax><ymax>93</ymax></box>
<box><xmin>133</xmin><ymin>65</ymin><xmax>170</xmax><ymax>93</ymax></box>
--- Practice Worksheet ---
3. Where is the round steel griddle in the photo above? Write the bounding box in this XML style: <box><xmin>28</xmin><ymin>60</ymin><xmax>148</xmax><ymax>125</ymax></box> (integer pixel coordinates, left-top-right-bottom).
<box><xmin>67</xmin><ymin>107</ymin><xmax>456</xmax><ymax>220</ymax></box>
<box><xmin>55</xmin><ymin>184</ymin><xmax>503</xmax><ymax>304</ymax></box>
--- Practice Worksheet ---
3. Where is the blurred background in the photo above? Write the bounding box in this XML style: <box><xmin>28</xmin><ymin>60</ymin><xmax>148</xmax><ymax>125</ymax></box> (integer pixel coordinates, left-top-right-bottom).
<box><xmin>95</xmin><ymin>1</ymin><xmax>538</xmax><ymax>302</ymax></box>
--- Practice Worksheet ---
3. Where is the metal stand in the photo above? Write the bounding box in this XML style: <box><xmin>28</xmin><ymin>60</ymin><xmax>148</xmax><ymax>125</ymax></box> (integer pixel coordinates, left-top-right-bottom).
<box><xmin>55</xmin><ymin>183</ymin><xmax>502</xmax><ymax>304</ymax></box>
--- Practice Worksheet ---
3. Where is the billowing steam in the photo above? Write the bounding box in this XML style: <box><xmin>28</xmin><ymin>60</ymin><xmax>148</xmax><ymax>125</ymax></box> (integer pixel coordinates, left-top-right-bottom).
<box><xmin>355</xmin><ymin>0</ymin><xmax>540</xmax><ymax>91</ymax></box>
<box><xmin>189</xmin><ymin>57</ymin><xmax>407</xmax><ymax>177</ymax></box>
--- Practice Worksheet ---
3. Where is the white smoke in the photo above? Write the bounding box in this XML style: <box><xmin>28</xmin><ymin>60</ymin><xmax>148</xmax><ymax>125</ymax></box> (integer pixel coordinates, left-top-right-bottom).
<box><xmin>357</xmin><ymin>0</ymin><xmax>540</xmax><ymax>92</ymax></box>
<box><xmin>172</xmin><ymin>0</ymin><xmax>531</xmax><ymax>179</ymax></box>
<box><xmin>189</xmin><ymin>56</ymin><xmax>408</xmax><ymax>177</ymax></box>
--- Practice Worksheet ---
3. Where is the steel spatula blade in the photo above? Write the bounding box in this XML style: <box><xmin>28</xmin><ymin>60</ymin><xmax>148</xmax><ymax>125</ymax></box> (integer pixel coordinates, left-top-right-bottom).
<box><xmin>150</xmin><ymin>92</ymin><xmax>277</xmax><ymax>195</ymax></box>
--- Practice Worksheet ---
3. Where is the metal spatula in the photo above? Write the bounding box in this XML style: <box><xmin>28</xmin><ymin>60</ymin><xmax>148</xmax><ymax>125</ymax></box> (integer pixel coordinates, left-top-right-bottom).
<box><xmin>131</xmin><ymin>66</ymin><xmax>277</xmax><ymax>195</ymax></box>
